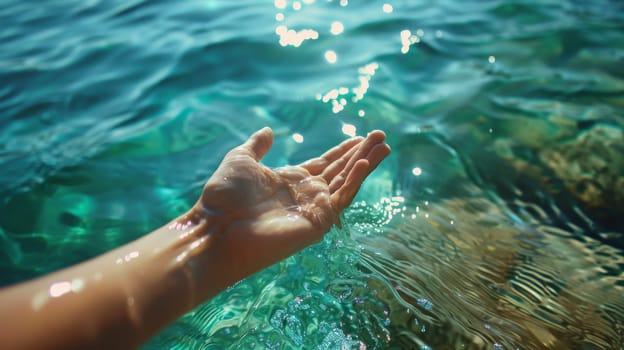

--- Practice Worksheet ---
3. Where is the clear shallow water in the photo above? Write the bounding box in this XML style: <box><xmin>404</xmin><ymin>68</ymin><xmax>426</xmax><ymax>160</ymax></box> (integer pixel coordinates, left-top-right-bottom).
<box><xmin>1</xmin><ymin>0</ymin><xmax>623</xmax><ymax>349</ymax></box>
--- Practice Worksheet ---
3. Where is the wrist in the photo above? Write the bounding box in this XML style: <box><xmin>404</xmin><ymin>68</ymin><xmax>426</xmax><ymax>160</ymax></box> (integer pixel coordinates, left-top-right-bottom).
<box><xmin>114</xmin><ymin>208</ymin><xmax>225</xmax><ymax>340</ymax></box>
<box><xmin>160</xmin><ymin>206</ymin><xmax>228</xmax><ymax>302</ymax></box>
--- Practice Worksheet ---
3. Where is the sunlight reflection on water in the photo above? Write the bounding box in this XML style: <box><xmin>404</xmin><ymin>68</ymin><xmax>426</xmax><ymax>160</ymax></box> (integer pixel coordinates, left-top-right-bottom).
<box><xmin>1</xmin><ymin>0</ymin><xmax>623</xmax><ymax>349</ymax></box>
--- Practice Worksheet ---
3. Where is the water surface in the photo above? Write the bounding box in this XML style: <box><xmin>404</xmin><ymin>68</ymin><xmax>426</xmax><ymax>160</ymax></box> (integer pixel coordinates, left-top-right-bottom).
<box><xmin>1</xmin><ymin>0</ymin><xmax>623</xmax><ymax>349</ymax></box>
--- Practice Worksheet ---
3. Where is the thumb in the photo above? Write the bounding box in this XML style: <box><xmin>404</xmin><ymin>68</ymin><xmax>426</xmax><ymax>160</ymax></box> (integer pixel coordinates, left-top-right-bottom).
<box><xmin>243</xmin><ymin>127</ymin><xmax>274</xmax><ymax>161</ymax></box>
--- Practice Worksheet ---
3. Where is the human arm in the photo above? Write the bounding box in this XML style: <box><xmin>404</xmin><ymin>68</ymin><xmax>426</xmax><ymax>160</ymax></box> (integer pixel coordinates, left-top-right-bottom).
<box><xmin>0</xmin><ymin>127</ymin><xmax>391</xmax><ymax>349</ymax></box>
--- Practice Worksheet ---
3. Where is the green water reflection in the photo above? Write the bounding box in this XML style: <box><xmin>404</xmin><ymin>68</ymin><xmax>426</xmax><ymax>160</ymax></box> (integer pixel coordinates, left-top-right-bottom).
<box><xmin>1</xmin><ymin>0</ymin><xmax>623</xmax><ymax>349</ymax></box>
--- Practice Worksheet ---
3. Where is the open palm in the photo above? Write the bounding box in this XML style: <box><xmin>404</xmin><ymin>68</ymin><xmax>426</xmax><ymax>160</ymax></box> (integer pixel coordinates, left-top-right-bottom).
<box><xmin>193</xmin><ymin>127</ymin><xmax>390</xmax><ymax>281</ymax></box>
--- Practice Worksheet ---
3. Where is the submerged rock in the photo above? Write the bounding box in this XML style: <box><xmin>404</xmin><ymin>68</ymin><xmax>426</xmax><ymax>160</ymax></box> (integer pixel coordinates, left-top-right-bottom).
<box><xmin>353</xmin><ymin>190</ymin><xmax>624</xmax><ymax>350</ymax></box>
<box><xmin>369</xmin><ymin>128</ymin><xmax>624</xmax><ymax>348</ymax></box>
<box><xmin>538</xmin><ymin>123</ymin><xmax>624</xmax><ymax>229</ymax></box>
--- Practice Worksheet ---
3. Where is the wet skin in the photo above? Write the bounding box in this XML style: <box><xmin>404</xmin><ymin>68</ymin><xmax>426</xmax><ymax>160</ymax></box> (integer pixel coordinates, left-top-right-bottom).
<box><xmin>0</xmin><ymin>127</ymin><xmax>390</xmax><ymax>350</ymax></box>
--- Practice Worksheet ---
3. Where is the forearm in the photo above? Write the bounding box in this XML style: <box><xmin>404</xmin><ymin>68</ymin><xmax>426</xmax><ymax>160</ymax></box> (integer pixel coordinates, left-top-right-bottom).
<box><xmin>0</xmin><ymin>127</ymin><xmax>390</xmax><ymax>349</ymax></box>
<box><xmin>0</xmin><ymin>208</ymin><xmax>221</xmax><ymax>350</ymax></box>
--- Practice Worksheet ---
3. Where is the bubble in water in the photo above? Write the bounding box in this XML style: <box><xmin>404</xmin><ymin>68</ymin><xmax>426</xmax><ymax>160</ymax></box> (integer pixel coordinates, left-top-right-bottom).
<box><xmin>317</xmin><ymin>326</ymin><xmax>360</xmax><ymax>350</ymax></box>
<box><xmin>417</xmin><ymin>298</ymin><xmax>433</xmax><ymax>310</ymax></box>
<box><xmin>285</xmin><ymin>315</ymin><xmax>304</xmax><ymax>345</ymax></box>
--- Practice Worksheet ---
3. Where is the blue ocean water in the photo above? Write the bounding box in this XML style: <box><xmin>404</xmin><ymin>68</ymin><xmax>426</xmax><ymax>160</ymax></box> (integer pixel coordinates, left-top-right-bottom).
<box><xmin>1</xmin><ymin>0</ymin><xmax>623</xmax><ymax>348</ymax></box>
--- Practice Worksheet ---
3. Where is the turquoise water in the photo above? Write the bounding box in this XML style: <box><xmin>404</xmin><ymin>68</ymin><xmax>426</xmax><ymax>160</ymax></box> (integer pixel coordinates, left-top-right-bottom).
<box><xmin>1</xmin><ymin>0</ymin><xmax>623</xmax><ymax>348</ymax></box>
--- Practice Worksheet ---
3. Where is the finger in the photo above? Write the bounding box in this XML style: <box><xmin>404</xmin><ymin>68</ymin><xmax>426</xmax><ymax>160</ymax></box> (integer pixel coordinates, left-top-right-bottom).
<box><xmin>331</xmin><ymin>142</ymin><xmax>391</xmax><ymax>209</ymax></box>
<box><xmin>325</xmin><ymin>130</ymin><xmax>386</xmax><ymax>185</ymax></box>
<box><xmin>343</xmin><ymin>130</ymin><xmax>386</xmax><ymax>171</ymax></box>
<box><xmin>328</xmin><ymin>173</ymin><xmax>346</xmax><ymax>193</ymax></box>
<box><xmin>321</xmin><ymin>143</ymin><xmax>359</xmax><ymax>183</ymax></box>
<box><xmin>365</xmin><ymin>143</ymin><xmax>392</xmax><ymax>175</ymax></box>
<box><xmin>328</xmin><ymin>142</ymin><xmax>391</xmax><ymax>193</ymax></box>
<box><xmin>241</xmin><ymin>127</ymin><xmax>274</xmax><ymax>161</ymax></box>
<box><xmin>299</xmin><ymin>136</ymin><xmax>363</xmax><ymax>175</ymax></box>
<box><xmin>331</xmin><ymin>159</ymin><xmax>370</xmax><ymax>211</ymax></box>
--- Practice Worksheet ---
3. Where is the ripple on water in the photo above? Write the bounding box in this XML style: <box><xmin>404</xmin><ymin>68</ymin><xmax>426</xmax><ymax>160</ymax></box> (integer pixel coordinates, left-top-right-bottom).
<box><xmin>1</xmin><ymin>0</ymin><xmax>623</xmax><ymax>349</ymax></box>
<box><xmin>351</xmin><ymin>181</ymin><xmax>624</xmax><ymax>349</ymax></box>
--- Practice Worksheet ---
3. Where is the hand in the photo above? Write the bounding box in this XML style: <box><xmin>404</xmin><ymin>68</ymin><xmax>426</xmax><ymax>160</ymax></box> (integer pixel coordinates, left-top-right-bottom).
<box><xmin>0</xmin><ymin>127</ymin><xmax>390</xmax><ymax>350</ymax></box>
<box><xmin>193</xmin><ymin>127</ymin><xmax>390</xmax><ymax>282</ymax></box>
